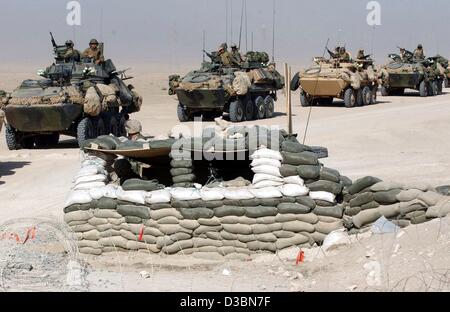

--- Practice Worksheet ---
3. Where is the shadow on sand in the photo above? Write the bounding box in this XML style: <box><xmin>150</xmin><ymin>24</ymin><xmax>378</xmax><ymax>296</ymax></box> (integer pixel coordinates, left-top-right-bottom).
<box><xmin>0</xmin><ymin>161</ymin><xmax>31</xmax><ymax>185</ymax></box>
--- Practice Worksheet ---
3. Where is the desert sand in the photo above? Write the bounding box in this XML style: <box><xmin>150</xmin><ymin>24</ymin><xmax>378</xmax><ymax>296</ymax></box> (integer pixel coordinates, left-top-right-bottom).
<box><xmin>0</xmin><ymin>65</ymin><xmax>449</xmax><ymax>291</ymax></box>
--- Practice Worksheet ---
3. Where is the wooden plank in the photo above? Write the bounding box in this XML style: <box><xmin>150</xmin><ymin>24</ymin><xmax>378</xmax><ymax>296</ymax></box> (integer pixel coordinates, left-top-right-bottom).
<box><xmin>85</xmin><ymin>147</ymin><xmax>171</xmax><ymax>159</ymax></box>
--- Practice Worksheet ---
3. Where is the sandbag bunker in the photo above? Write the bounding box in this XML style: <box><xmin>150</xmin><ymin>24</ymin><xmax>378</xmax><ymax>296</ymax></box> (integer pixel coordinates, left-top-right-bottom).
<box><xmin>64</xmin><ymin>126</ymin><xmax>450</xmax><ymax>256</ymax></box>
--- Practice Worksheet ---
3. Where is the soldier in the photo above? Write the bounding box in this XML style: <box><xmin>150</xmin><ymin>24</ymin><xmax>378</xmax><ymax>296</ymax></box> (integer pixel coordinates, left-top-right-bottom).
<box><xmin>339</xmin><ymin>47</ymin><xmax>351</xmax><ymax>62</ymax></box>
<box><xmin>81</xmin><ymin>39</ymin><xmax>104</xmax><ymax>64</ymax></box>
<box><xmin>217</xmin><ymin>43</ymin><xmax>235</xmax><ymax>67</ymax></box>
<box><xmin>356</xmin><ymin>49</ymin><xmax>365</xmax><ymax>60</ymax></box>
<box><xmin>413</xmin><ymin>44</ymin><xmax>425</xmax><ymax>60</ymax></box>
<box><xmin>125</xmin><ymin>119</ymin><xmax>145</xmax><ymax>141</ymax></box>
<box><xmin>63</xmin><ymin>40</ymin><xmax>80</xmax><ymax>62</ymax></box>
<box><xmin>230</xmin><ymin>44</ymin><xmax>243</xmax><ymax>64</ymax></box>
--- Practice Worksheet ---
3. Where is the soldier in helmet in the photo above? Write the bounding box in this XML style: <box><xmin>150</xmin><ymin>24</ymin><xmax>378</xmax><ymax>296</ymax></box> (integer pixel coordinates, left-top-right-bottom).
<box><xmin>81</xmin><ymin>39</ymin><xmax>104</xmax><ymax>64</ymax></box>
<box><xmin>230</xmin><ymin>44</ymin><xmax>243</xmax><ymax>64</ymax></box>
<box><xmin>356</xmin><ymin>49</ymin><xmax>365</xmax><ymax>60</ymax></box>
<box><xmin>125</xmin><ymin>119</ymin><xmax>145</xmax><ymax>141</ymax></box>
<box><xmin>217</xmin><ymin>43</ymin><xmax>235</xmax><ymax>67</ymax></box>
<box><xmin>413</xmin><ymin>44</ymin><xmax>425</xmax><ymax>61</ymax></box>
<box><xmin>63</xmin><ymin>40</ymin><xmax>80</xmax><ymax>62</ymax></box>
<box><xmin>339</xmin><ymin>47</ymin><xmax>351</xmax><ymax>62</ymax></box>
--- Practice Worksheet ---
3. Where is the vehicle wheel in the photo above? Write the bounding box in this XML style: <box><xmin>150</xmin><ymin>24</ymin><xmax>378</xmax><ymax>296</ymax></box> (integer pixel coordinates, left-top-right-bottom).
<box><xmin>300</xmin><ymin>91</ymin><xmax>313</xmax><ymax>107</ymax></box>
<box><xmin>356</xmin><ymin>89</ymin><xmax>364</xmax><ymax>107</ymax></box>
<box><xmin>254</xmin><ymin>96</ymin><xmax>265</xmax><ymax>119</ymax></box>
<box><xmin>290</xmin><ymin>72</ymin><xmax>300</xmax><ymax>91</ymax></box>
<box><xmin>264</xmin><ymin>95</ymin><xmax>275</xmax><ymax>119</ymax></box>
<box><xmin>445</xmin><ymin>78</ymin><xmax>449</xmax><ymax>88</ymax></box>
<box><xmin>5</xmin><ymin>124</ymin><xmax>19</xmax><ymax>150</ymax></box>
<box><xmin>437</xmin><ymin>80</ymin><xmax>443</xmax><ymax>94</ymax></box>
<box><xmin>77</xmin><ymin>117</ymin><xmax>96</xmax><ymax>146</ymax></box>
<box><xmin>229</xmin><ymin>99</ymin><xmax>244</xmax><ymax>122</ymax></box>
<box><xmin>419</xmin><ymin>81</ymin><xmax>428</xmax><ymax>97</ymax></box>
<box><xmin>96</xmin><ymin>117</ymin><xmax>106</xmax><ymax>136</ymax></box>
<box><xmin>106</xmin><ymin>114</ymin><xmax>119</xmax><ymax>136</ymax></box>
<box><xmin>344</xmin><ymin>88</ymin><xmax>356</xmax><ymax>108</ymax></box>
<box><xmin>430</xmin><ymin>81</ymin><xmax>439</xmax><ymax>96</ymax></box>
<box><xmin>244</xmin><ymin>98</ymin><xmax>254</xmax><ymax>121</ymax></box>
<box><xmin>361</xmin><ymin>86</ymin><xmax>372</xmax><ymax>106</ymax></box>
<box><xmin>177</xmin><ymin>103</ymin><xmax>192</xmax><ymax>122</ymax></box>
<box><xmin>380</xmin><ymin>86</ymin><xmax>390</xmax><ymax>96</ymax></box>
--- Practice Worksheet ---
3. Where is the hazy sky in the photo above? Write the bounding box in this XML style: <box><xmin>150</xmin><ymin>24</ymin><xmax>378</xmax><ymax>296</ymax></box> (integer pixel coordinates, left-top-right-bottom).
<box><xmin>0</xmin><ymin>0</ymin><xmax>449</xmax><ymax>69</ymax></box>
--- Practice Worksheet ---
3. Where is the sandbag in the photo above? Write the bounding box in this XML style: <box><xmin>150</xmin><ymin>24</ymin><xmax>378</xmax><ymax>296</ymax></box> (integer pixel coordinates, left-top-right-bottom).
<box><xmin>232</xmin><ymin>71</ymin><xmax>252</xmax><ymax>95</ymax></box>
<box><xmin>418</xmin><ymin>191</ymin><xmax>442</xmax><ymax>206</ymax></box>
<box><xmin>352</xmin><ymin>209</ymin><xmax>382</xmax><ymax>229</ymax></box>
<box><xmin>399</xmin><ymin>199</ymin><xmax>428</xmax><ymax>215</ymax></box>
<box><xmin>349</xmin><ymin>192</ymin><xmax>374</xmax><ymax>207</ymax></box>
<box><xmin>172</xmin><ymin>174</ymin><xmax>196</xmax><ymax>184</ymax></box>
<box><xmin>296</xmin><ymin>196</ymin><xmax>316</xmax><ymax>209</ymax></box>
<box><xmin>64</xmin><ymin>190</ymin><xmax>92</xmax><ymax>207</ymax></box>
<box><xmin>297</xmin><ymin>165</ymin><xmax>321</xmax><ymax>179</ymax></box>
<box><xmin>378</xmin><ymin>203</ymin><xmax>401</xmax><ymax>218</ymax></box>
<box><xmin>345</xmin><ymin>206</ymin><xmax>362</xmax><ymax>216</ymax></box>
<box><xmin>250</xmin><ymin>148</ymin><xmax>283</xmax><ymax>161</ymax></box>
<box><xmin>426</xmin><ymin>199</ymin><xmax>450</xmax><ymax>218</ymax></box>
<box><xmin>253</xmin><ymin>173</ymin><xmax>284</xmax><ymax>184</ymax></box>
<box><xmin>283</xmin><ymin>175</ymin><xmax>305</xmax><ymax>186</ymax></box>
<box><xmin>170</xmin><ymin>159</ymin><xmax>193</xmax><ymax>168</ymax></box>
<box><xmin>279</xmin><ymin>184</ymin><xmax>309</xmax><ymax>197</ymax></box>
<box><xmin>250</xmin><ymin>187</ymin><xmax>283</xmax><ymax>199</ymax></box>
<box><xmin>277</xmin><ymin>202</ymin><xmax>311</xmax><ymax>214</ymax></box>
<box><xmin>117</xmin><ymin>205</ymin><xmax>150</xmax><ymax>219</ymax></box>
<box><xmin>214</xmin><ymin>206</ymin><xmax>245</xmax><ymax>217</ymax></box>
<box><xmin>64</xmin><ymin>210</ymin><xmax>94</xmax><ymax>224</ymax></box>
<box><xmin>116</xmin><ymin>188</ymin><xmax>146</xmax><ymax>205</ymax></box>
<box><xmin>199</xmin><ymin>187</ymin><xmax>225</xmax><ymax>201</ymax></box>
<box><xmin>313</xmin><ymin>205</ymin><xmax>344</xmax><ymax>219</ymax></box>
<box><xmin>122</xmin><ymin>179</ymin><xmax>164</xmax><ymax>192</ymax></box>
<box><xmin>180</xmin><ymin>207</ymin><xmax>214</xmax><ymax>219</ymax></box>
<box><xmin>275</xmin><ymin>234</ymin><xmax>309</xmax><ymax>250</ymax></box>
<box><xmin>145</xmin><ymin>189</ymin><xmax>171</xmax><ymax>204</ymax></box>
<box><xmin>253</xmin><ymin>180</ymin><xmax>283</xmax><ymax>189</ymax></box>
<box><xmin>252</xmin><ymin>165</ymin><xmax>281</xmax><ymax>177</ymax></box>
<box><xmin>370</xmin><ymin>181</ymin><xmax>404</xmax><ymax>192</ymax></box>
<box><xmin>170</xmin><ymin>168</ymin><xmax>192</xmax><ymax>176</ymax></box>
<box><xmin>373</xmin><ymin>189</ymin><xmax>402</xmax><ymax>205</ymax></box>
<box><xmin>150</xmin><ymin>208</ymin><xmax>183</xmax><ymax>220</ymax></box>
<box><xmin>347</xmin><ymin>176</ymin><xmax>382</xmax><ymax>195</ymax></box>
<box><xmin>223</xmin><ymin>188</ymin><xmax>254</xmax><ymax>200</ymax></box>
<box><xmin>307</xmin><ymin>180</ymin><xmax>342</xmax><ymax>195</ymax></box>
<box><xmin>314</xmin><ymin>220</ymin><xmax>344</xmax><ymax>235</ymax></box>
<box><xmin>179</xmin><ymin>219</ymin><xmax>200</xmax><ymax>230</ymax></box>
<box><xmin>74</xmin><ymin>181</ymin><xmax>106</xmax><ymax>190</ymax></box>
<box><xmin>282</xmin><ymin>151</ymin><xmax>318</xmax><ymax>166</ymax></box>
<box><xmin>309</xmin><ymin>191</ymin><xmax>336</xmax><ymax>203</ymax></box>
<box><xmin>280</xmin><ymin>165</ymin><xmax>298</xmax><ymax>177</ymax></box>
<box><xmin>251</xmin><ymin>158</ymin><xmax>282</xmax><ymax>168</ymax></box>
<box><xmin>281</xmin><ymin>141</ymin><xmax>312</xmax><ymax>153</ymax></box>
<box><xmin>396</xmin><ymin>189</ymin><xmax>423</xmax><ymax>202</ymax></box>
<box><xmin>320</xmin><ymin>169</ymin><xmax>340</xmax><ymax>183</ymax></box>
<box><xmin>222</xmin><ymin>224</ymin><xmax>253</xmax><ymax>235</ymax></box>
<box><xmin>170</xmin><ymin>188</ymin><xmax>201</xmax><ymax>201</ymax></box>
<box><xmin>74</xmin><ymin>174</ymin><xmax>107</xmax><ymax>185</ymax></box>
<box><xmin>244</xmin><ymin>206</ymin><xmax>278</xmax><ymax>218</ymax></box>
<box><xmin>361</xmin><ymin>201</ymin><xmax>380</xmax><ymax>210</ymax></box>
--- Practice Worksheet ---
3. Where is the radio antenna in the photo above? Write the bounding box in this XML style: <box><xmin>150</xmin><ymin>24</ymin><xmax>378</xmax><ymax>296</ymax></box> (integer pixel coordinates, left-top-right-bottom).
<box><xmin>230</xmin><ymin>0</ymin><xmax>233</xmax><ymax>45</ymax></box>
<box><xmin>225</xmin><ymin>0</ymin><xmax>229</xmax><ymax>45</ymax></box>
<box><xmin>272</xmin><ymin>0</ymin><xmax>276</xmax><ymax>62</ymax></box>
<box><xmin>245</xmin><ymin>0</ymin><xmax>248</xmax><ymax>52</ymax></box>
<box><xmin>203</xmin><ymin>30</ymin><xmax>206</xmax><ymax>62</ymax></box>
<box><xmin>239</xmin><ymin>0</ymin><xmax>245</xmax><ymax>49</ymax></box>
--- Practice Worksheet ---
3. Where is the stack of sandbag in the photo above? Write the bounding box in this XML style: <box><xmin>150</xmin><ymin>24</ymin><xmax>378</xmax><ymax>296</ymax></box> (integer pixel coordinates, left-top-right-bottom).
<box><xmin>343</xmin><ymin>177</ymin><xmax>448</xmax><ymax>232</ymax></box>
<box><xmin>170</xmin><ymin>154</ymin><xmax>196</xmax><ymax>188</ymax></box>
<box><xmin>250</xmin><ymin>148</ymin><xmax>283</xmax><ymax>188</ymax></box>
<box><xmin>71</xmin><ymin>156</ymin><xmax>109</xmax><ymax>192</ymax></box>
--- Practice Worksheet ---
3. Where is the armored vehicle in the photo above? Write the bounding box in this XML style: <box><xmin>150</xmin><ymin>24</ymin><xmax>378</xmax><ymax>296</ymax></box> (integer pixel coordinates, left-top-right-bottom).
<box><xmin>2</xmin><ymin>35</ymin><xmax>142</xmax><ymax>150</ymax></box>
<box><xmin>172</xmin><ymin>50</ymin><xmax>284</xmax><ymax>122</ymax></box>
<box><xmin>290</xmin><ymin>55</ymin><xmax>378</xmax><ymax>108</ymax></box>
<box><xmin>379</xmin><ymin>49</ymin><xmax>439</xmax><ymax>97</ymax></box>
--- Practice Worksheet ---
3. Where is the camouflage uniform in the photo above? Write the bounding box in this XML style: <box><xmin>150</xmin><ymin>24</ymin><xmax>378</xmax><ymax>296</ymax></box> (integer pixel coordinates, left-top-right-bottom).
<box><xmin>339</xmin><ymin>47</ymin><xmax>351</xmax><ymax>62</ymax></box>
<box><xmin>413</xmin><ymin>45</ymin><xmax>425</xmax><ymax>60</ymax></box>
<box><xmin>231</xmin><ymin>44</ymin><xmax>243</xmax><ymax>64</ymax></box>
<box><xmin>356</xmin><ymin>49</ymin><xmax>365</xmax><ymax>60</ymax></box>
<box><xmin>81</xmin><ymin>39</ymin><xmax>104</xmax><ymax>64</ymax></box>
<box><xmin>63</xmin><ymin>40</ymin><xmax>80</xmax><ymax>62</ymax></box>
<box><xmin>125</xmin><ymin>119</ymin><xmax>145</xmax><ymax>141</ymax></box>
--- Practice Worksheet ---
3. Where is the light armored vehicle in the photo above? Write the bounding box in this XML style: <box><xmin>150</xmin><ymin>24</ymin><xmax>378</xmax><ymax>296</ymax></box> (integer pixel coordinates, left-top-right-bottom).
<box><xmin>379</xmin><ymin>50</ymin><xmax>439</xmax><ymax>97</ymax></box>
<box><xmin>291</xmin><ymin>55</ymin><xmax>378</xmax><ymax>108</ymax></box>
<box><xmin>2</xmin><ymin>35</ymin><xmax>142</xmax><ymax>150</ymax></box>
<box><xmin>172</xmin><ymin>51</ymin><xmax>284</xmax><ymax>122</ymax></box>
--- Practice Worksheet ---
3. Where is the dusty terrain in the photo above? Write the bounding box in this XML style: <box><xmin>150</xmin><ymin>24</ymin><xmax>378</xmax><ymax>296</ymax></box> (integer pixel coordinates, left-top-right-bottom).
<box><xmin>0</xmin><ymin>65</ymin><xmax>449</xmax><ymax>292</ymax></box>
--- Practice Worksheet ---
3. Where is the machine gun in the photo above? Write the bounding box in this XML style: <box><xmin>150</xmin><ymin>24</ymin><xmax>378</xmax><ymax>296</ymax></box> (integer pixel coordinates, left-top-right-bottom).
<box><xmin>50</xmin><ymin>32</ymin><xmax>69</xmax><ymax>62</ymax></box>
<box><xmin>203</xmin><ymin>50</ymin><xmax>220</xmax><ymax>64</ymax></box>
<box><xmin>397</xmin><ymin>46</ymin><xmax>414</xmax><ymax>62</ymax></box>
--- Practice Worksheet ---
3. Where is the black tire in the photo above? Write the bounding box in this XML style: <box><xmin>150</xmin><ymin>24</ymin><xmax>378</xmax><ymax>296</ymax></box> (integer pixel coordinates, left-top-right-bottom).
<box><xmin>430</xmin><ymin>81</ymin><xmax>438</xmax><ymax>96</ymax></box>
<box><xmin>361</xmin><ymin>86</ymin><xmax>372</xmax><ymax>106</ymax></box>
<box><xmin>445</xmin><ymin>78</ymin><xmax>449</xmax><ymax>88</ymax></box>
<box><xmin>264</xmin><ymin>95</ymin><xmax>275</xmax><ymax>119</ymax></box>
<box><xmin>107</xmin><ymin>114</ymin><xmax>119</xmax><ymax>136</ymax></box>
<box><xmin>229</xmin><ymin>99</ymin><xmax>244</xmax><ymax>122</ymax></box>
<box><xmin>380</xmin><ymin>86</ymin><xmax>390</xmax><ymax>96</ymax></box>
<box><xmin>419</xmin><ymin>80</ymin><xmax>428</xmax><ymax>97</ymax></box>
<box><xmin>177</xmin><ymin>103</ymin><xmax>192</xmax><ymax>122</ymax></box>
<box><xmin>344</xmin><ymin>88</ymin><xmax>356</xmax><ymax>108</ymax></box>
<box><xmin>300</xmin><ymin>91</ymin><xmax>312</xmax><ymax>107</ymax></box>
<box><xmin>290</xmin><ymin>72</ymin><xmax>300</xmax><ymax>91</ymax></box>
<box><xmin>5</xmin><ymin>124</ymin><xmax>19</xmax><ymax>150</ymax></box>
<box><xmin>356</xmin><ymin>89</ymin><xmax>364</xmax><ymax>107</ymax></box>
<box><xmin>437</xmin><ymin>80</ymin><xmax>443</xmax><ymax>95</ymax></box>
<box><xmin>244</xmin><ymin>98</ymin><xmax>254</xmax><ymax>121</ymax></box>
<box><xmin>254</xmin><ymin>96</ymin><xmax>265</xmax><ymax>119</ymax></box>
<box><xmin>77</xmin><ymin>117</ymin><xmax>96</xmax><ymax>147</ymax></box>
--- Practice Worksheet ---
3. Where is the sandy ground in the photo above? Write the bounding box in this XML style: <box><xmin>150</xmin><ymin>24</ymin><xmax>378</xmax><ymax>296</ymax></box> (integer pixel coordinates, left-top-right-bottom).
<box><xmin>0</xmin><ymin>65</ymin><xmax>449</xmax><ymax>292</ymax></box>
